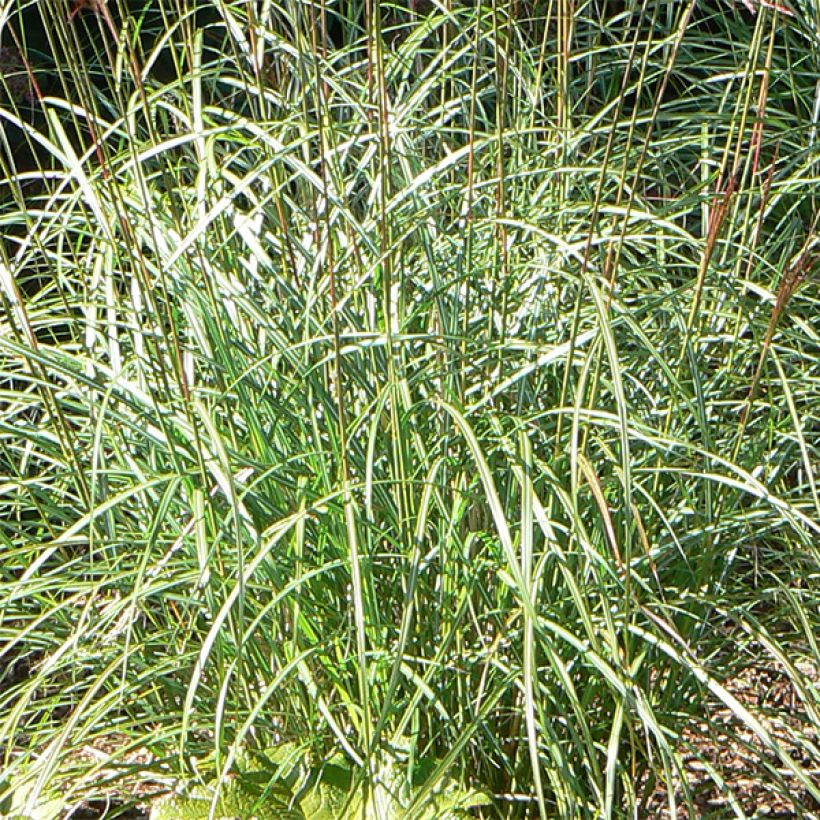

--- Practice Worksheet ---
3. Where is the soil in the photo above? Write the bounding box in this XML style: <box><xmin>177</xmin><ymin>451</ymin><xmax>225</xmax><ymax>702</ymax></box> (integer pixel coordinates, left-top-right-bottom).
<box><xmin>645</xmin><ymin>658</ymin><xmax>820</xmax><ymax>818</ymax></box>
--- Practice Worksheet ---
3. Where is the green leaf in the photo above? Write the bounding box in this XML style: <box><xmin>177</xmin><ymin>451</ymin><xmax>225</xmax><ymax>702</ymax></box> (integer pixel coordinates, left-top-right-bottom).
<box><xmin>0</xmin><ymin>773</ymin><xmax>64</xmax><ymax>820</ymax></box>
<box><xmin>150</xmin><ymin>778</ymin><xmax>302</xmax><ymax>820</ymax></box>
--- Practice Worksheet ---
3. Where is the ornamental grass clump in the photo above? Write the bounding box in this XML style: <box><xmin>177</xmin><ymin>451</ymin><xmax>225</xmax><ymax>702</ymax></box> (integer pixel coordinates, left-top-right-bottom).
<box><xmin>0</xmin><ymin>1</ymin><xmax>818</xmax><ymax>817</ymax></box>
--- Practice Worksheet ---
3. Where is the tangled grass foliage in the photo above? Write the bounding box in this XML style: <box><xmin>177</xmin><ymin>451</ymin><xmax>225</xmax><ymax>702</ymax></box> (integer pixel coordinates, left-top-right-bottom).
<box><xmin>1</xmin><ymin>0</ymin><xmax>818</xmax><ymax>816</ymax></box>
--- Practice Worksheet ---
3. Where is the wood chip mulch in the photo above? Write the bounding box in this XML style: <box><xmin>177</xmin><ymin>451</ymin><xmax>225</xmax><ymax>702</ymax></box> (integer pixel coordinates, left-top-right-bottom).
<box><xmin>645</xmin><ymin>658</ymin><xmax>820</xmax><ymax>818</ymax></box>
